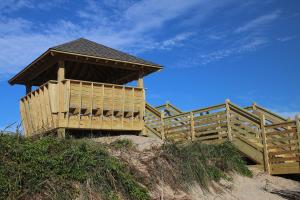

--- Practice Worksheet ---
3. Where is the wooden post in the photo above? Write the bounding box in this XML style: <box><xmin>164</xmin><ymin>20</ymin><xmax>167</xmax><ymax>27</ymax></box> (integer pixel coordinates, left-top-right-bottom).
<box><xmin>260</xmin><ymin>114</ymin><xmax>270</xmax><ymax>174</ymax></box>
<box><xmin>296</xmin><ymin>115</ymin><xmax>300</xmax><ymax>152</ymax></box>
<box><xmin>190</xmin><ymin>112</ymin><xmax>195</xmax><ymax>141</ymax></box>
<box><xmin>225</xmin><ymin>99</ymin><xmax>233</xmax><ymax>141</ymax></box>
<box><xmin>252</xmin><ymin>102</ymin><xmax>257</xmax><ymax>110</ymax></box>
<box><xmin>25</xmin><ymin>83</ymin><xmax>32</xmax><ymax>94</ymax></box>
<box><xmin>57</xmin><ymin>60</ymin><xmax>65</xmax><ymax>138</ymax></box>
<box><xmin>160</xmin><ymin>111</ymin><xmax>165</xmax><ymax>140</ymax></box>
<box><xmin>166</xmin><ymin>101</ymin><xmax>169</xmax><ymax>114</ymax></box>
<box><xmin>137</xmin><ymin>70</ymin><xmax>144</xmax><ymax>88</ymax></box>
<box><xmin>57</xmin><ymin>128</ymin><xmax>65</xmax><ymax>138</ymax></box>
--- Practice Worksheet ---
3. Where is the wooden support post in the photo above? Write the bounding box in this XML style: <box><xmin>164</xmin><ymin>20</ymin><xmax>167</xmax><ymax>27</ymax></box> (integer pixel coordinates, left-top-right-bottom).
<box><xmin>137</xmin><ymin>70</ymin><xmax>144</xmax><ymax>89</ymax></box>
<box><xmin>57</xmin><ymin>128</ymin><xmax>65</xmax><ymax>138</ymax></box>
<box><xmin>296</xmin><ymin>115</ymin><xmax>300</xmax><ymax>152</ymax></box>
<box><xmin>161</xmin><ymin>111</ymin><xmax>165</xmax><ymax>140</ymax></box>
<box><xmin>190</xmin><ymin>112</ymin><xmax>195</xmax><ymax>141</ymax></box>
<box><xmin>166</xmin><ymin>101</ymin><xmax>169</xmax><ymax>114</ymax></box>
<box><xmin>25</xmin><ymin>83</ymin><xmax>32</xmax><ymax>94</ymax></box>
<box><xmin>57</xmin><ymin>60</ymin><xmax>65</xmax><ymax>135</ymax></box>
<box><xmin>252</xmin><ymin>102</ymin><xmax>257</xmax><ymax>111</ymax></box>
<box><xmin>225</xmin><ymin>99</ymin><xmax>233</xmax><ymax>141</ymax></box>
<box><xmin>260</xmin><ymin>114</ymin><xmax>270</xmax><ymax>174</ymax></box>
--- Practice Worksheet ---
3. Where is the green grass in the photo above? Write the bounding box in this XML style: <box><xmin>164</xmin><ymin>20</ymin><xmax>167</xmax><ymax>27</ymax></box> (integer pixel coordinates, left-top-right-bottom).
<box><xmin>153</xmin><ymin>141</ymin><xmax>252</xmax><ymax>190</ymax></box>
<box><xmin>0</xmin><ymin>134</ymin><xmax>149</xmax><ymax>200</ymax></box>
<box><xmin>110</xmin><ymin>139</ymin><xmax>134</xmax><ymax>149</ymax></box>
<box><xmin>0</xmin><ymin>133</ymin><xmax>252</xmax><ymax>199</ymax></box>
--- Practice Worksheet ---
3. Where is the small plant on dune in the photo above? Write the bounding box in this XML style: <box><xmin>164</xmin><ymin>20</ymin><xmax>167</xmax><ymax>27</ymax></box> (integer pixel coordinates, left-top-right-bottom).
<box><xmin>0</xmin><ymin>134</ymin><xmax>149</xmax><ymax>200</ymax></box>
<box><xmin>150</xmin><ymin>141</ymin><xmax>252</xmax><ymax>190</ymax></box>
<box><xmin>110</xmin><ymin>139</ymin><xmax>134</xmax><ymax>150</ymax></box>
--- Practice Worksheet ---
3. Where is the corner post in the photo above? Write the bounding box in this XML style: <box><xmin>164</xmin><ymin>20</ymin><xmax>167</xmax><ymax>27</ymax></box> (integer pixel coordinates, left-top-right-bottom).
<box><xmin>295</xmin><ymin>115</ymin><xmax>300</xmax><ymax>152</ymax></box>
<box><xmin>260</xmin><ymin>114</ymin><xmax>270</xmax><ymax>174</ymax></box>
<box><xmin>57</xmin><ymin>60</ymin><xmax>65</xmax><ymax>138</ymax></box>
<box><xmin>137</xmin><ymin>71</ymin><xmax>146</xmax><ymax>135</ymax></box>
<box><xmin>25</xmin><ymin>83</ymin><xmax>32</xmax><ymax>95</ymax></box>
<box><xmin>190</xmin><ymin>112</ymin><xmax>195</xmax><ymax>141</ymax></box>
<box><xmin>160</xmin><ymin>111</ymin><xmax>165</xmax><ymax>140</ymax></box>
<box><xmin>137</xmin><ymin>70</ymin><xmax>144</xmax><ymax>88</ymax></box>
<box><xmin>225</xmin><ymin>99</ymin><xmax>232</xmax><ymax>141</ymax></box>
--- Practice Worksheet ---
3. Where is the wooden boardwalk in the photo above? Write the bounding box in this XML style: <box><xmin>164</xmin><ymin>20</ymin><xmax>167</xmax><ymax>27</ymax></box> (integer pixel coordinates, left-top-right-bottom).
<box><xmin>145</xmin><ymin>100</ymin><xmax>300</xmax><ymax>175</ymax></box>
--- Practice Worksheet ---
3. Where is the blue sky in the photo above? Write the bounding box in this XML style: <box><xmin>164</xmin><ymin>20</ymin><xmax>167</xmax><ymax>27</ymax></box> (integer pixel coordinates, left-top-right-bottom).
<box><xmin>0</xmin><ymin>0</ymin><xmax>300</xmax><ymax>130</ymax></box>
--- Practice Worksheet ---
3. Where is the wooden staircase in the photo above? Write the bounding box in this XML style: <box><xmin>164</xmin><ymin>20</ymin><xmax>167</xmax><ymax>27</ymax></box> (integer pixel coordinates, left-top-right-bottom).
<box><xmin>145</xmin><ymin>100</ymin><xmax>300</xmax><ymax>175</ymax></box>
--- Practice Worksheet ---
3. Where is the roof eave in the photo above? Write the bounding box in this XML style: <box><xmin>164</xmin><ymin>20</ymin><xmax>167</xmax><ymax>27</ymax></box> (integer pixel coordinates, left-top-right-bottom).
<box><xmin>49</xmin><ymin>49</ymin><xmax>163</xmax><ymax>70</ymax></box>
<box><xmin>8</xmin><ymin>49</ymin><xmax>52</xmax><ymax>85</ymax></box>
<box><xmin>8</xmin><ymin>49</ymin><xmax>163</xmax><ymax>86</ymax></box>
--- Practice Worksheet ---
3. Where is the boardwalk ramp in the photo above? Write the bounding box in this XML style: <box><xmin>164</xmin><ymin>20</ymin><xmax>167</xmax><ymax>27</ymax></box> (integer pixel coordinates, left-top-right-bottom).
<box><xmin>145</xmin><ymin>100</ymin><xmax>300</xmax><ymax>175</ymax></box>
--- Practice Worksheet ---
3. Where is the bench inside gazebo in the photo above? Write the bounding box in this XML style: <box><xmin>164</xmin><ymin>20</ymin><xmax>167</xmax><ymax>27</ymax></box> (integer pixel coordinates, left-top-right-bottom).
<box><xmin>9</xmin><ymin>38</ymin><xmax>162</xmax><ymax>137</ymax></box>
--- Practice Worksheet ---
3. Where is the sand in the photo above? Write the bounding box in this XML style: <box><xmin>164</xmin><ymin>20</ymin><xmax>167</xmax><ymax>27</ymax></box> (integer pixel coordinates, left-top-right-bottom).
<box><xmin>91</xmin><ymin>135</ymin><xmax>300</xmax><ymax>200</ymax></box>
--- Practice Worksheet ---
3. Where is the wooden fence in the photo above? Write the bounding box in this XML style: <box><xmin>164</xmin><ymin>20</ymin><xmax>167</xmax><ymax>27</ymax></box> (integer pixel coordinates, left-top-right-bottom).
<box><xmin>145</xmin><ymin>101</ymin><xmax>300</xmax><ymax>174</ymax></box>
<box><xmin>21</xmin><ymin>79</ymin><xmax>145</xmax><ymax>136</ymax></box>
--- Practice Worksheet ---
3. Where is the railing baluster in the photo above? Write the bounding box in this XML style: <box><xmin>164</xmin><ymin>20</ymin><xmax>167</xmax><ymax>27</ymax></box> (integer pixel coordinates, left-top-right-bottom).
<box><xmin>260</xmin><ymin>114</ymin><xmax>270</xmax><ymax>174</ymax></box>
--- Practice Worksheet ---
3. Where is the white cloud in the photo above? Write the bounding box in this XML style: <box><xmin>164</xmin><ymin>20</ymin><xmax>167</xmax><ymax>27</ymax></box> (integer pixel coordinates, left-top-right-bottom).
<box><xmin>277</xmin><ymin>36</ymin><xmax>296</xmax><ymax>42</ymax></box>
<box><xmin>194</xmin><ymin>37</ymin><xmax>268</xmax><ymax>66</ymax></box>
<box><xmin>0</xmin><ymin>0</ymin><xmax>290</xmax><ymax>76</ymax></box>
<box><xmin>235</xmin><ymin>11</ymin><xmax>280</xmax><ymax>33</ymax></box>
<box><xmin>0</xmin><ymin>0</ymin><xmax>236</xmax><ymax>76</ymax></box>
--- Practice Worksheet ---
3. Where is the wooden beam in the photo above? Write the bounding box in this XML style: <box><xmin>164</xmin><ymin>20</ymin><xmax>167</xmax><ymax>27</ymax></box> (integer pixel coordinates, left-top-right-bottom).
<box><xmin>225</xmin><ymin>99</ymin><xmax>233</xmax><ymax>141</ymax></box>
<box><xmin>58</xmin><ymin>60</ymin><xmax>65</xmax><ymax>133</ymax></box>
<box><xmin>58</xmin><ymin>60</ymin><xmax>65</xmax><ymax>81</ymax></box>
<box><xmin>296</xmin><ymin>115</ymin><xmax>300</xmax><ymax>153</ymax></box>
<box><xmin>137</xmin><ymin>70</ymin><xmax>144</xmax><ymax>88</ymax></box>
<box><xmin>25</xmin><ymin>83</ymin><xmax>32</xmax><ymax>94</ymax></box>
<box><xmin>260</xmin><ymin>114</ymin><xmax>270</xmax><ymax>174</ymax></box>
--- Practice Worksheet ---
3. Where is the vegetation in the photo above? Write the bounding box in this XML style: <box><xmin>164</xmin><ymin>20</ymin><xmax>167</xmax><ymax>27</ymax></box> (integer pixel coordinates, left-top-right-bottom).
<box><xmin>0</xmin><ymin>133</ymin><xmax>252</xmax><ymax>199</ymax></box>
<box><xmin>150</xmin><ymin>141</ymin><xmax>252</xmax><ymax>190</ymax></box>
<box><xmin>0</xmin><ymin>134</ymin><xmax>149</xmax><ymax>200</ymax></box>
<box><xmin>110</xmin><ymin>139</ymin><xmax>134</xmax><ymax>150</ymax></box>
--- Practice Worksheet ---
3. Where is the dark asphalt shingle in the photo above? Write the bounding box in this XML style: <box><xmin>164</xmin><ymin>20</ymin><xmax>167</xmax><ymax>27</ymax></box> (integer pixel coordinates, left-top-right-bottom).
<box><xmin>50</xmin><ymin>38</ymin><xmax>161</xmax><ymax>67</ymax></box>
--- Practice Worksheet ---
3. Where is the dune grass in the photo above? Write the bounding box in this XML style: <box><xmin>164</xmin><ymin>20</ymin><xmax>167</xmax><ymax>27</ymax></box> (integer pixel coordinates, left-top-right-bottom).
<box><xmin>153</xmin><ymin>141</ymin><xmax>252</xmax><ymax>190</ymax></box>
<box><xmin>0</xmin><ymin>132</ymin><xmax>252</xmax><ymax>199</ymax></box>
<box><xmin>0</xmin><ymin>134</ymin><xmax>149</xmax><ymax>200</ymax></box>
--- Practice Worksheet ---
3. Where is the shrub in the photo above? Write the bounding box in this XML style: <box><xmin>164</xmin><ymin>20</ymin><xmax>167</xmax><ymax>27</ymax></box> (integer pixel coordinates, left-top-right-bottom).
<box><xmin>0</xmin><ymin>134</ymin><xmax>149</xmax><ymax>200</ymax></box>
<box><xmin>155</xmin><ymin>141</ymin><xmax>252</xmax><ymax>190</ymax></box>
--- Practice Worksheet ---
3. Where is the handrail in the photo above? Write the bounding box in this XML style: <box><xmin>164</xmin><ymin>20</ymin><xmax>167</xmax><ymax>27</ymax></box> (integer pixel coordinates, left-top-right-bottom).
<box><xmin>228</xmin><ymin>102</ymin><xmax>261</xmax><ymax>124</ymax></box>
<box><xmin>146</xmin><ymin>103</ymin><xmax>161</xmax><ymax>117</ymax></box>
<box><xmin>244</xmin><ymin>104</ymin><xmax>287</xmax><ymax>122</ymax></box>
<box><xmin>164</xmin><ymin>103</ymin><xmax>226</xmax><ymax>120</ymax></box>
<box><xmin>265</xmin><ymin>120</ymin><xmax>296</xmax><ymax>128</ymax></box>
<box><xmin>156</xmin><ymin>102</ymin><xmax>183</xmax><ymax>114</ymax></box>
<box><xmin>21</xmin><ymin>80</ymin><xmax>58</xmax><ymax>99</ymax></box>
<box><xmin>64</xmin><ymin>79</ymin><xmax>142</xmax><ymax>90</ymax></box>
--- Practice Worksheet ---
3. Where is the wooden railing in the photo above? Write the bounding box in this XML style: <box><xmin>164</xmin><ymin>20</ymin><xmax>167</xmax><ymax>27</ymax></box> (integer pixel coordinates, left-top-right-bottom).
<box><xmin>20</xmin><ymin>80</ymin><xmax>58</xmax><ymax>136</ymax></box>
<box><xmin>145</xmin><ymin>103</ymin><xmax>163</xmax><ymax>138</ymax></box>
<box><xmin>144</xmin><ymin>100</ymin><xmax>300</xmax><ymax>174</ymax></box>
<box><xmin>155</xmin><ymin>102</ymin><xmax>182</xmax><ymax>116</ymax></box>
<box><xmin>20</xmin><ymin>79</ymin><xmax>145</xmax><ymax>136</ymax></box>
<box><xmin>264</xmin><ymin>119</ymin><xmax>300</xmax><ymax>174</ymax></box>
<box><xmin>244</xmin><ymin>103</ymin><xmax>287</xmax><ymax>124</ymax></box>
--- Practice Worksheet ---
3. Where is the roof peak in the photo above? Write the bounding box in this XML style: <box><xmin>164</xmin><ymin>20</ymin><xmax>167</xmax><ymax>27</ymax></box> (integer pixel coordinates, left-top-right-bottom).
<box><xmin>49</xmin><ymin>38</ymin><xmax>161</xmax><ymax>67</ymax></box>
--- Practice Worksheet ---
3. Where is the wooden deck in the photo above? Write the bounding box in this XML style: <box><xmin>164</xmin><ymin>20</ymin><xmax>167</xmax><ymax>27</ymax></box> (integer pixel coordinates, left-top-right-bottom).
<box><xmin>145</xmin><ymin>101</ymin><xmax>300</xmax><ymax>175</ymax></box>
<box><xmin>20</xmin><ymin>79</ymin><xmax>145</xmax><ymax>136</ymax></box>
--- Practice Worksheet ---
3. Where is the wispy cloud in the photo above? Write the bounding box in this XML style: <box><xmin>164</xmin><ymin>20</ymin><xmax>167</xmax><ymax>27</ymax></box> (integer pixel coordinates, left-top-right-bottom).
<box><xmin>277</xmin><ymin>35</ymin><xmax>296</xmax><ymax>42</ymax></box>
<box><xmin>174</xmin><ymin>37</ymin><xmax>268</xmax><ymax>68</ymax></box>
<box><xmin>0</xmin><ymin>0</ymin><xmax>235</xmax><ymax>76</ymax></box>
<box><xmin>0</xmin><ymin>0</ymin><xmax>295</xmax><ymax>76</ymax></box>
<box><xmin>235</xmin><ymin>11</ymin><xmax>280</xmax><ymax>33</ymax></box>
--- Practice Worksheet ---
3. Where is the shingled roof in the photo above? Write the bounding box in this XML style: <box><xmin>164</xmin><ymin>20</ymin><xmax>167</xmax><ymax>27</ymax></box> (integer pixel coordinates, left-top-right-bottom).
<box><xmin>9</xmin><ymin>38</ymin><xmax>162</xmax><ymax>85</ymax></box>
<box><xmin>50</xmin><ymin>38</ymin><xmax>160</xmax><ymax>67</ymax></box>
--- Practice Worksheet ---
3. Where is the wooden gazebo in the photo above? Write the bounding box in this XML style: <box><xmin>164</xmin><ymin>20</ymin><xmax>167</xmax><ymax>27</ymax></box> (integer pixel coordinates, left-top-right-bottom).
<box><xmin>9</xmin><ymin>38</ymin><xmax>162</xmax><ymax>137</ymax></box>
